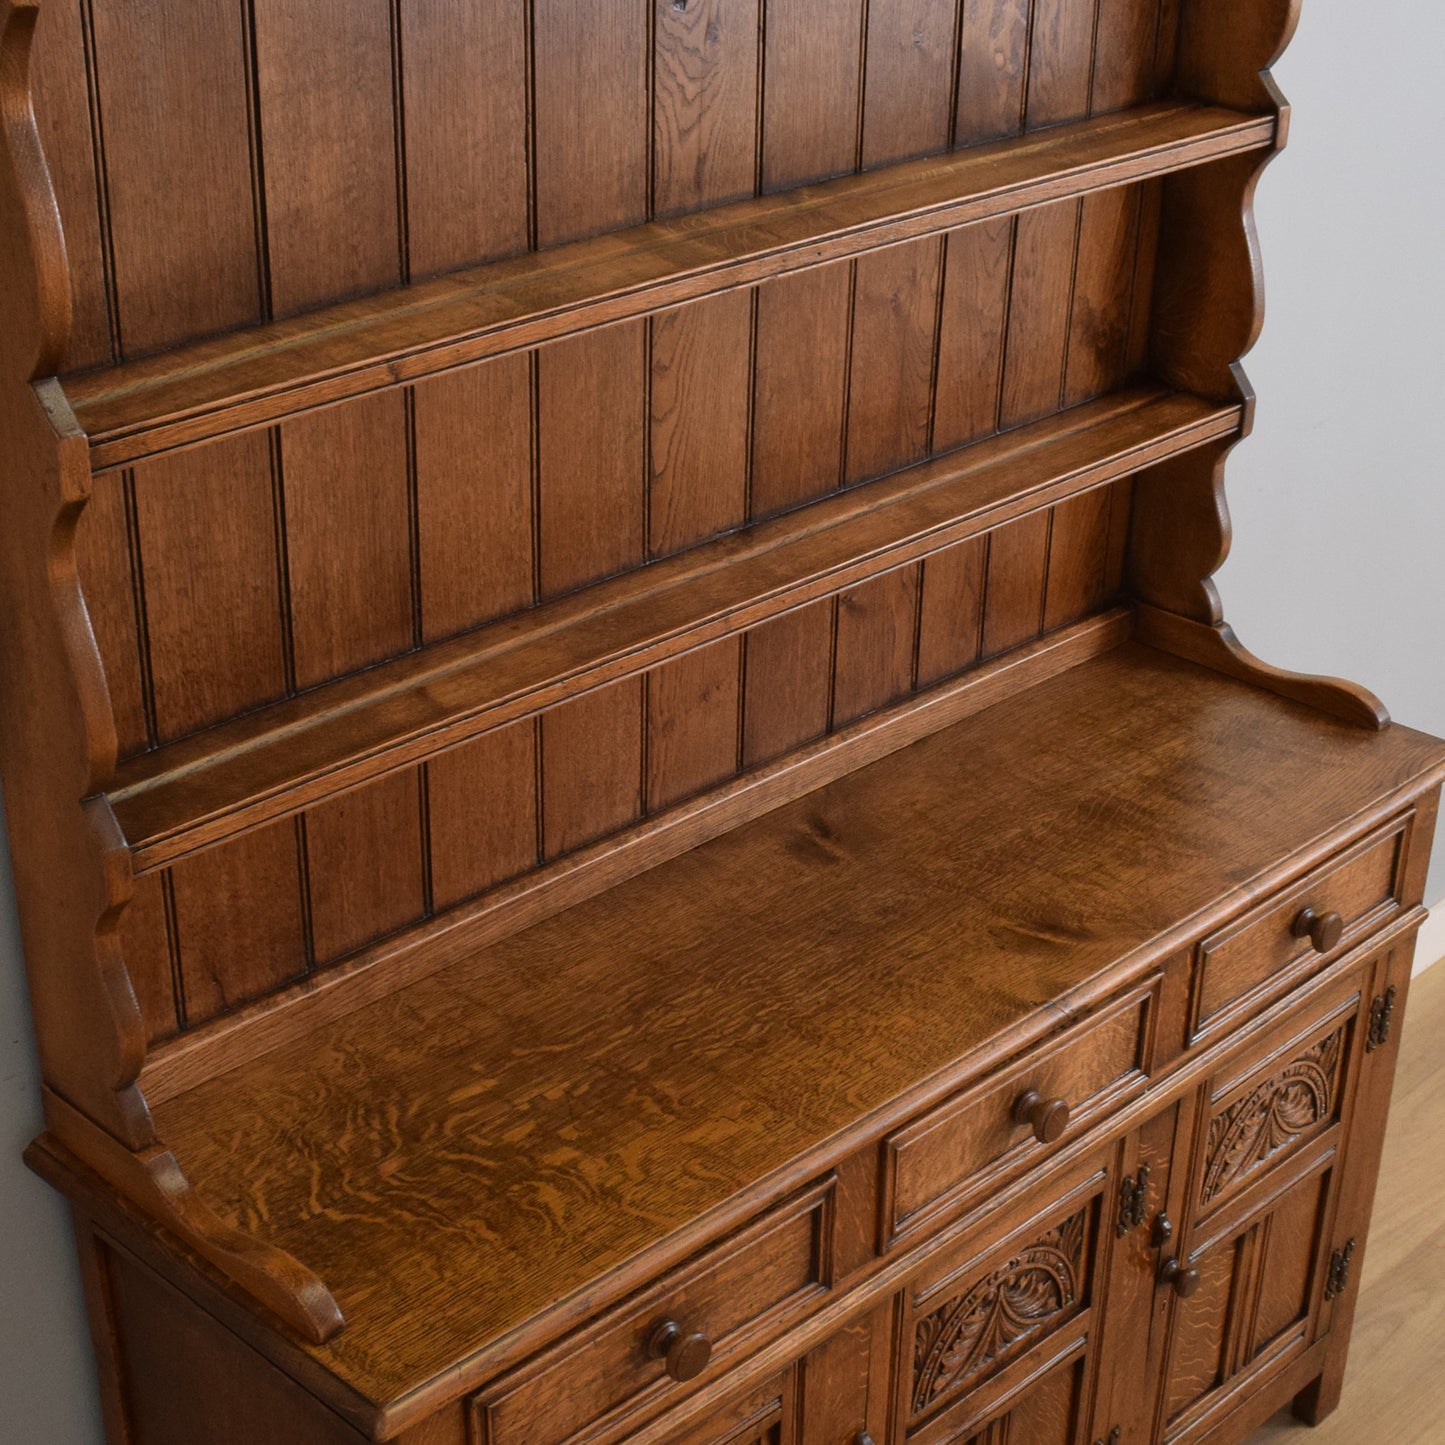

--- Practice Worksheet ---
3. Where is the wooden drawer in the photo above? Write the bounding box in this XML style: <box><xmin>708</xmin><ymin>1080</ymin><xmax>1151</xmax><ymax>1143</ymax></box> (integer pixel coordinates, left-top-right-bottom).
<box><xmin>1190</xmin><ymin>815</ymin><xmax>1409</xmax><ymax>1042</ymax></box>
<box><xmin>882</xmin><ymin>979</ymin><xmax>1157</xmax><ymax>1250</ymax></box>
<box><xmin>471</xmin><ymin>1178</ymin><xmax>834</xmax><ymax>1445</ymax></box>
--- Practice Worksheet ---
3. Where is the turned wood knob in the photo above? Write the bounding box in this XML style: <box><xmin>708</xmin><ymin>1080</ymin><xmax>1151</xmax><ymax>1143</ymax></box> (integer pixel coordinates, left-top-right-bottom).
<box><xmin>1159</xmin><ymin>1257</ymin><xmax>1202</xmax><ymax>1299</ymax></box>
<box><xmin>648</xmin><ymin>1319</ymin><xmax>712</xmax><ymax>1382</ymax></box>
<box><xmin>1013</xmin><ymin>1088</ymin><xmax>1071</xmax><ymax>1144</ymax></box>
<box><xmin>1292</xmin><ymin>906</ymin><xmax>1344</xmax><ymax>954</ymax></box>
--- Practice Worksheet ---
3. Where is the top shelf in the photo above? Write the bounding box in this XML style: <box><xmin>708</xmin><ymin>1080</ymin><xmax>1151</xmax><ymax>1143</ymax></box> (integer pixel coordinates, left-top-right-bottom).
<box><xmin>63</xmin><ymin>102</ymin><xmax>1276</xmax><ymax>472</ymax></box>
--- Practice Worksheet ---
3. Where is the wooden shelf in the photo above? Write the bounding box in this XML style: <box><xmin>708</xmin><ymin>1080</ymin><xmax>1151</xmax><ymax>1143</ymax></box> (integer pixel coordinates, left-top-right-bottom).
<box><xmin>63</xmin><ymin>102</ymin><xmax>1275</xmax><ymax>471</ymax></box>
<box><xmin>107</xmin><ymin>387</ymin><xmax>1242</xmax><ymax>873</ymax></box>
<box><xmin>146</xmin><ymin>645</ymin><xmax>1445</xmax><ymax>1425</ymax></box>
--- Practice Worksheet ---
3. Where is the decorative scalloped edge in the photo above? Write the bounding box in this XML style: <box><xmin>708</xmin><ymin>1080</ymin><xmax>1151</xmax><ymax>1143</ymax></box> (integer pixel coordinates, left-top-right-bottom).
<box><xmin>1128</xmin><ymin>0</ymin><xmax>1387</xmax><ymax>732</ymax></box>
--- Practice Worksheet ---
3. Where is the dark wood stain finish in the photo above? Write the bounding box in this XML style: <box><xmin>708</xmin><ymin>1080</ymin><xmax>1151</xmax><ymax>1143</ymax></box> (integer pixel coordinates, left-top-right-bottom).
<box><xmin>3</xmin><ymin>7</ymin><xmax>1437</xmax><ymax>1445</ymax></box>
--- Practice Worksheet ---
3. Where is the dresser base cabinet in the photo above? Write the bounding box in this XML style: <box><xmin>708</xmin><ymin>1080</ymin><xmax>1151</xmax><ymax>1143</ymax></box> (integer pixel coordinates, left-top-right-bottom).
<box><xmin>2</xmin><ymin>1</ymin><xmax>1441</xmax><ymax>1442</ymax></box>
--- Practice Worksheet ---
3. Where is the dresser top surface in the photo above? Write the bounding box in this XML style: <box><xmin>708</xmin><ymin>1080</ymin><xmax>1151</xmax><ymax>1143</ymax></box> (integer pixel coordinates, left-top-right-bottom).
<box><xmin>151</xmin><ymin>644</ymin><xmax>1445</xmax><ymax>1408</ymax></box>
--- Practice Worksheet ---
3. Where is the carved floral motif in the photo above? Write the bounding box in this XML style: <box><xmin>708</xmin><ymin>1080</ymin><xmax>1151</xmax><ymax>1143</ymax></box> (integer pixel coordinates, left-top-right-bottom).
<box><xmin>1202</xmin><ymin>1027</ymin><xmax>1343</xmax><ymax>1205</ymax></box>
<box><xmin>912</xmin><ymin>1210</ymin><xmax>1087</xmax><ymax>1418</ymax></box>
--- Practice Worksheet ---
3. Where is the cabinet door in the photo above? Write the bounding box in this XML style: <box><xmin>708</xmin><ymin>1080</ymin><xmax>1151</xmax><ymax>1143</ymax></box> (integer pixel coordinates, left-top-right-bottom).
<box><xmin>1146</xmin><ymin>955</ymin><xmax>1378</xmax><ymax>1444</ymax></box>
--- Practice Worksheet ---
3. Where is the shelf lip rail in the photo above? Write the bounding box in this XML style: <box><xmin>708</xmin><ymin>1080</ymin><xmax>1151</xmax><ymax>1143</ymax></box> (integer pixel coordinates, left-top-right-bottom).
<box><xmin>63</xmin><ymin>103</ymin><xmax>1275</xmax><ymax>471</ymax></box>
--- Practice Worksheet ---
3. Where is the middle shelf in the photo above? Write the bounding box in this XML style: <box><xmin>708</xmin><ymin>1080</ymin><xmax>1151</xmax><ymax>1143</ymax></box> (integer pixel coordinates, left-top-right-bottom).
<box><xmin>106</xmin><ymin>386</ymin><xmax>1242</xmax><ymax>874</ymax></box>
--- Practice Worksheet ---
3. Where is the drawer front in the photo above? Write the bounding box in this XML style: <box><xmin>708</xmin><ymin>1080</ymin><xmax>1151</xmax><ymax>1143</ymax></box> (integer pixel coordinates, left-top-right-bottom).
<box><xmin>473</xmin><ymin>1179</ymin><xmax>834</xmax><ymax>1445</ymax></box>
<box><xmin>1191</xmin><ymin>816</ymin><xmax>1408</xmax><ymax>1040</ymax></box>
<box><xmin>883</xmin><ymin>979</ymin><xmax>1157</xmax><ymax>1250</ymax></box>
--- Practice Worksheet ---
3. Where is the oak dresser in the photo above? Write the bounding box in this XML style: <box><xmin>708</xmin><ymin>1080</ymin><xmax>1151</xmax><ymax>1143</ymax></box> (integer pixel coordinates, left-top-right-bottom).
<box><xmin>2</xmin><ymin>1</ymin><xmax>1441</xmax><ymax>1443</ymax></box>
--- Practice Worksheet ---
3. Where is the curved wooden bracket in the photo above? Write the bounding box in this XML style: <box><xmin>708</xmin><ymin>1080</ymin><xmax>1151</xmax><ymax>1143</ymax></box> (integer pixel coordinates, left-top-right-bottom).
<box><xmin>36</xmin><ymin>1089</ymin><xmax>346</xmax><ymax>1345</ymax></box>
<box><xmin>1135</xmin><ymin>604</ymin><xmax>1390</xmax><ymax>732</ymax></box>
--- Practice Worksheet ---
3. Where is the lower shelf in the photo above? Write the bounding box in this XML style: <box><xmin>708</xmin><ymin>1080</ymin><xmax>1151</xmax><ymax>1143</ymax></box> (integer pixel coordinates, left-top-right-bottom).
<box><xmin>130</xmin><ymin>642</ymin><xmax>1444</xmax><ymax>1418</ymax></box>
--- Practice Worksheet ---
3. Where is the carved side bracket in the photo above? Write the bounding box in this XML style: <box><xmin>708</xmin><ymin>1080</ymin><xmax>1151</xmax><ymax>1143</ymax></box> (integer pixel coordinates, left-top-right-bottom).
<box><xmin>1127</xmin><ymin>0</ymin><xmax>1387</xmax><ymax>731</ymax></box>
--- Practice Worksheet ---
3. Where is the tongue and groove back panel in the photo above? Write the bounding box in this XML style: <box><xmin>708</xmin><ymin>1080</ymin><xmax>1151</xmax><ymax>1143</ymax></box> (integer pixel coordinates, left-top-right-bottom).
<box><xmin>30</xmin><ymin>0</ymin><xmax>1178</xmax><ymax>1041</ymax></box>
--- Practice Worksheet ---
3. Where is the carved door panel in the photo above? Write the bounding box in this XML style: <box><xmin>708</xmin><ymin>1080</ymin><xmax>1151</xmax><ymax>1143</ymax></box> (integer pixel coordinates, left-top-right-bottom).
<box><xmin>892</xmin><ymin>1145</ymin><xmax>1124</xmax><ymax>1445</ymax></box>
<box><xmin>1146</xmin><ymin>954</ymin><xmax>1379</xmax><ymax>1444</ymax></box>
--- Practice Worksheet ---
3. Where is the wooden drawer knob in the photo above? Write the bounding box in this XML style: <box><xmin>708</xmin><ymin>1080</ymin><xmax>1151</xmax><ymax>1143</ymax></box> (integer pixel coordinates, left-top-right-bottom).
<box><xmin>1013</xmin><ymin>1089</ymin><xmax>1071</xmax><ymax>1144</ymax></box>
<box><xmin>1159</xmin><ymin>1257</ymin><xmax>1202</xmax><ymax>1299</ymax></box>
<box><xmin>1292</xmin><ymin>906</ymin><xmax>1344</xmax><ymax>954</ymax></box>
<box><xmin>648</xmin><ymin>1319</ymin><xmax>712</xmax><ymax>1382</ymax></box>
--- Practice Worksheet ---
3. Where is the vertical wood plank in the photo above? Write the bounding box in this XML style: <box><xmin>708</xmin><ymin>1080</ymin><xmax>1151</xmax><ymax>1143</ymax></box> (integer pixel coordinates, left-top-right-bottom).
<box><xmin>860</xmin><ymin>0</ymin><xmax>960</xmax><ymax>168</ymax></box>
<box><xmin>917</xmin><ymin>536</ymin><xmax>987</xmax><ymax>686</ymax></box>
<box><xmin>1000</xmin><ymin>200</ymin><xmax>1080</xmax><ymax>428</ymax></box>
<box><xmin>132</xmin><ymin>433</ymin><xmax>287</xmax><ymax>742</ymax></box>
<box><xmin>401</xmin><ymin>0</ymin><xmax>529</xmax><ymax>277</ymax></box>
<box><xmin>118</xmin><ymin>874</ymin><xmax>176</xmax><ymax>1042</ymax></box>
<box><xmin>1126</xmin><ymin>180</ymin><xmax>1164</xmax><ymax>374</ymax></box>
<box><xmin>1042</xmin><ymin>489</ymin><xmax>1113</xmax><ymax>629</ymax></box>
<box><xmin>30</xmin><ymin>0</ymin><xmax>111</xmax><ymax>368</ymax></box>
<box><xmin>741</xmin><ymin>603</ymin><xmax>834</xmax><ymax>767</ymax></box>
<box><xmin>934</xmin><ymin>218</ymin><xmax>1014</xmax><ymax>450</ymax></box>
<box><xmin>846</xmin><ymin>239</ymin><xmax>944</xmax><ymax>483</ymax></box>
<box><xmin>751</xmin><ymin>267</ymin><xmax>852</xmax><ymax>517</ymax></box>
<box><xmin>654</xmin><ymin>0</ymin><xmax>760</xmax><ymax>216</ymax></box>
<box><xmin>981</xmin><ymin>511</ymin><xmax>1051</xmax><ymax>656</ymax></box>
<box><xmin>253</xmin><ymin>0</ymin><xmax>400</xmax><ymax>315</ymax></box>
<box><xmin>542</xmin><ymin>681</ymin><xmax>643</xmax><ymax>857</ymax></box>
<box><xmin>414</xmin><ymin>359</ymin><xmax>534</xmax><ymax>642</ymax></box>
<box><xmin>1092</xmin><ymin>0</ymin><xmax>1163</xmax><ymax>112</ymax></box>
<box><xmin>89</xmin><ymin>0</ymin><xmax>261</xmax><ymax>354</ymax></box>
<box><xmin>1026</xmin><ymin>0</ymin><xmax>1098</xmax><ymax>130</ymax></box>
<box><xmin>955</xmin><ymin>0</ymin><xmax>1030</xmax><ymax>146</ymax></box>
<box><xmin>533</xmin><ymin>0</ymin><xmax>649</xmax><ymax>246</ymax></box>
<box><xmin>282</xmin><ymin>391</ymin><xmax>414</xmax><ymax>689</ymax></box>
<box><xmin>650</xmin><ymin>294</ymin><xmax>752</xmax><ymax>557</ymax></box>
<box><xmin>832</xmin><ymin>567</ymin><xmax>920</xmax><ymax>726</ymax></box>
<box><xmin>74</xmin><ymin>473</ymin><xmax>148</xmax><ymax>758</ymax></box>
<box><xmin>537</xmin><ymin>323</ymin><xmax>646</xmax><ymax>598</ymax></box>
<box><xmin>305</xmin><ymin>770</ymin><xmax>426</xmax><ymax>965</ymax></box>
<box><xmin>761</xmin><ymin>0</ymin><xmax>863</xmax><ymax>191</ymax></box>
<box><xmin>647</xmin><ymin>639</ymin><xmax>742</xmax><ymax>811</ymax></box>
<box><xmin>427</xmin><ymin>723</ymin><xmax>538</xmax><ymax>910</ymax></box>
<box><xmin>1104</xmin><ymin>478</ymin><xmax>1135</xmax><ymax>596</ymax></box>
<box><xmin>169</xmin><ymin>822</ymin><xmax>308</xmax><ymax>1021</ymax></box>
<box><xmin>1065</xmin><ymin>187</ymin><xmax>1141</xmax><ymax>405</ymax></box>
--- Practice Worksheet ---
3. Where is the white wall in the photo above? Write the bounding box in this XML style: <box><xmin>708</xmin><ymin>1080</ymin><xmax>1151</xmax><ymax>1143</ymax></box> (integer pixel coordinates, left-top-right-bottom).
<box><xmin>2</xmin><ymin>4</ymin><xmax>1443</xmax><ymax>1440</ymax></box>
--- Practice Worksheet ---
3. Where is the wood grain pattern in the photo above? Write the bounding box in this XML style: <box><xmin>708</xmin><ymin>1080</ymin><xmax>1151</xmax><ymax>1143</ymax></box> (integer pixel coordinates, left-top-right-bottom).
<box><xmin>917</xmin><ymin>536</ymin><xmax>987</xmax><ymax>686</ymax></box>
<box><xmin>29</xmin><ymin>0</ymin><xmax>111</xmax><ymax>369</ymax></box>
<box><xmin>751</xmin><ymin>267</ymin><xmax>852</xmax><ymax>517</ymax></box>
<box><xmin>741</xmin><ymin>602</ymin><xmax>835</xmax><ymax>767</ymax></box>
<box><xmin>955</xmin><ymin>0</ymin><xmax>1031</xmax><ymax>145</ymax></box>
<box><xmin>846</xmin><ymin>239</ymin><xmax>944</xmax><ymax>483</ymax></box>
<box><xmin>131</xmin><ymin>433</ymin><xmax>287</xmax><ymax>742</ymax></box>
<box><xmin>861</xmin><ymin>0</ymin><xmax>961</xmax><ymax>168</ymax></box>
<box><xmin>1065</xmin><ymin>187</ymin><xmax>1142</xmax><ymax>404</ymax></box>
<box><xmin>251</xmin><ymin>0</ymin><xmax>400</xmax><ymax>316</ymax></box>
<box><xmin>832</xmin><ymin>567</ymin><xmax>921</xmax><ymax>725</ymax></box>
<box><xmin>400</xmin><ymin>0</ymin><xmax>529</xmax><ymax>278</ymax></box>
<box><xmin>1000</xmin><ymin>199</ymin><xmax>1080</xmax><ymax>428</ymax></box>
<box><xmin>414</xmin><ymin>359</ymin><xmax>534</xmax><ymax>642</ymax></box>
<box><xmin>541</xmin><ymin>679</ymin><xmax>644</xmax><ymax>858</ymax></box>
<box><xmin>981</xmin><ymin>510</ymin><xmax>1051</xmax><ymax>656</ymax></box>
<box><xmin>538</xmin><ymin>324</ymin><xmax>646</xmax><ymax>597</ymax></box>
<box><xmin>1043</xmin><ymin>487</ymin><xmax>1114</xmax><ymax>630</ymax></box>
<box><xmin>649</xmin><ymin>294</ymin><xmax>752</xmax><ymax>557</ymax></box>
<box><xmin>169</xmin><ymin>821</ymin><xmax>308</xmax><ymax>1023</ymax></box>
<box><xmin>118</xmin><ymin>872</ymin><xmax>177</xmax><ymax>1043</ymax></box>
<box><xmin>88</xmin><ymin>0</ymin><xmax>260</xmax><ymax>355</ymax></box>
<box><xmin>1093</xmin><ymin>0</ymin><xmax>1165</xmax><ymax>112</ymax></box>
<box><xmin>654</xmin><ymin>0</ymin><xmax>761</xmax><ymax>216</ymax></box>
<box><xmin>760</xmin><ymin>0</ymin><xmax>863</xmax><ymax>190</ymax></box>
<box><xmin>304</xmin><ymin>768</ymin><xmax>426</xmax><ymax>965</ymax></box>
<box><xmin>1027</xmin><ymin>0</ymin><xmax>1098</xmax><ymax>129</ymax></box>
<box><xmin>647</xmin><ymin>639</ymin><xmax>743</xmax><ymax>811</ymax></box>
<box><xmin>280</xmin><ymin>392</ymin><xmax>414</xmax><ymax>689</ymax></box>
<box><xmin>934</xmin><ymin>218</ymin><xmax>1015</xmax><ymax>450</ymax></box>
<box><xmin>533</xmin><ymin>0</ymin><xmax>649</xmax><ymax>246</ymax></box>
<box><xmin>146</xmin><ymin>648</ymin><xmax>1445</xmax><ymax>1412</ymax></box>
<box><xmin>426</xmin><ymin>723</ymin><xmax>539</xmax><ymax>911</ymax></box>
